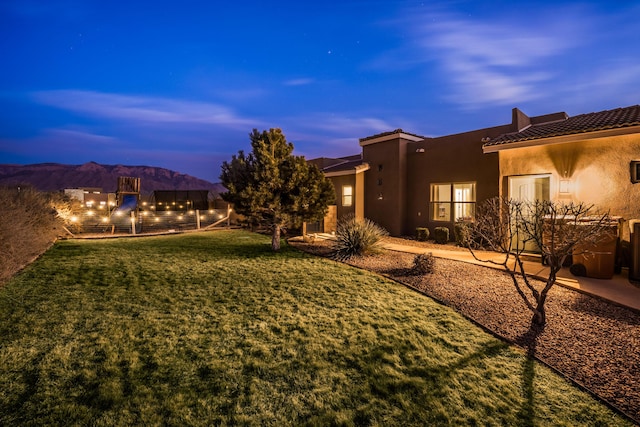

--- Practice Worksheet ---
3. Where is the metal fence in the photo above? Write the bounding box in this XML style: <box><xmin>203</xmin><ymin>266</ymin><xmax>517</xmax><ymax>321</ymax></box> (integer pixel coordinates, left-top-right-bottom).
<box><xmin>69</xmin><ymin>207</ymin><xmax>232</xmax><ymax>235</ymax></box>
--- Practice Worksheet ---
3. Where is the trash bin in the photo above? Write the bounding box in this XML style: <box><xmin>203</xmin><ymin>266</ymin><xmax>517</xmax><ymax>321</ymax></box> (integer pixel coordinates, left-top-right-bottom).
<box><xmin>629</xmin><ymin>220</ymin><xmax>640</xmax><ymax>283</ymax></box>
<box><xmin>572</xmin><ymin>222</ymin><xmax>620</xmax><ymax>279</ymax></box>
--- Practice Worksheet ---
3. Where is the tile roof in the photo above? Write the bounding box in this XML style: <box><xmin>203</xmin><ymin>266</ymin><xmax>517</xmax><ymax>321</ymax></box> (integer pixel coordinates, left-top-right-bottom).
<box><xmin>485</xmin><ymin>105</ymin><xmax>640</xmax><ymax>148</ymax></box>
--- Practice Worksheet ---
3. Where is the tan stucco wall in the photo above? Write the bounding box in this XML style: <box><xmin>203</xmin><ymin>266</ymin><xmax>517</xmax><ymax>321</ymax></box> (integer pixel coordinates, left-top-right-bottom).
<box><xmin>328</xmin><ymin>174</ymin><xmax>357</xmax><ymax>220</ymax></box>
<box><xmin>355</xmin><ymin>171</ymin><xmax>365</xmax><ymax>219</ymax></box>
<box><xmin>362</xmin><ymin>138</ymin><xmax>408</xmax><ymax>236</ymax></box>
<box><xmin>498</xmin><ymin>133</ymin><xmax>640</xmax><ymax>239</ymax></box>
<box><xmin>405</xmin><ymin>128</ymin><xmax>502</xmax><ymax>237</ymax></box>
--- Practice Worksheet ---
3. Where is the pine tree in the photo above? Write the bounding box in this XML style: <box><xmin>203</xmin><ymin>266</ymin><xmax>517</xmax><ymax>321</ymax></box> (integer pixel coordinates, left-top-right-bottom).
<box><xmin>220</xmin><ymin>128</ymin><xmax>334</xmax><ymax>251</ymax></box>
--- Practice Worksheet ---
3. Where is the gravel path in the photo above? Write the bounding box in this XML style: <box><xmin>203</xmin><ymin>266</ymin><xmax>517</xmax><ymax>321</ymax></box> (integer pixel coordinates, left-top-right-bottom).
<box><xmin>289</xmin><ymin>237</ymin><xmax>640</xmax><ymax>423</ymax></box>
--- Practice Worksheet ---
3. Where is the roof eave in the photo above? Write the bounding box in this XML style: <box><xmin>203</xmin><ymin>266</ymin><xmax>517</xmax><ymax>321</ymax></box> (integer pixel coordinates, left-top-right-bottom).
<box><xmin>483</xmin><ymin>125</ymin><xmax>640</xmax><ymax>153</ymax></box>
<box><xmin>359</xmin><ymin>133</ymin><xmax>424</xmax><ymax>146</ymax></box>
<box><xmin>324</xmin><ymin>163</ymin><xmax>370</xmax><ymax>177</ymax></box>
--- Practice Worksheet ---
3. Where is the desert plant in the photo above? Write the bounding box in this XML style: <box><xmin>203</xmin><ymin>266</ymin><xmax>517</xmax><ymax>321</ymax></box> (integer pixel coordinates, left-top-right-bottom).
<box><xmin>416</xmin><ymin>227</ymin><xmax>430</xmax><ymax>241</ymax></box>
<box><xmin>411</xmin><ymin>252</ymin><xmax>436</xmax><ymax>275</ymax></box>
<box><xmin>433</xmin><ymin>227</ymin><xmax>449</xmax><ymax>244</ymax></box>
<box><xmin>454</xmin><ymin>221</ymin><xmax>470</xmax><ymax>246</ymax></box>
<box><xmin>460</xmin><ymin>197</ymin><xmax>614</xmax><ymax>326</ymax></box>
<box><xmin>0</xmin><ymin>186</ymin><xmax>77</xmax><ymax>284</ymax></box>
<box><xmin>332</xmin><ymin>215</ymin><xmax>388</xmax><ymax>260</ymax></box>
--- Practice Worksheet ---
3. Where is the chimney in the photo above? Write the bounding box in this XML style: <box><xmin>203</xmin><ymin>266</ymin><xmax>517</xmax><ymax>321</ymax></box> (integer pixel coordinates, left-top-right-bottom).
<box><xmin>512</xmin><ymin>108</ymin><xmax>531</xmax><ymax>132</ymax></box>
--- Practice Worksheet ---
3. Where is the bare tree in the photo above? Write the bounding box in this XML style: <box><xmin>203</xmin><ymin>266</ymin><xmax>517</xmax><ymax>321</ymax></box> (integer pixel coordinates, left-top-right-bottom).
<box><xmin>459</xmin><ymin>197</ymin><xmax>615</xmax><ymax>326</ymax></box>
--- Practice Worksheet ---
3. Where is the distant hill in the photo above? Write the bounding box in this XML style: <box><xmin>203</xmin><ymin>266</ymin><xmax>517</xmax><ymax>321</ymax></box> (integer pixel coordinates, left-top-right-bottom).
<box><xmin>0</xmin><ymin>162</ymin><xmax>226</xmax><ymax>195</ymax></box>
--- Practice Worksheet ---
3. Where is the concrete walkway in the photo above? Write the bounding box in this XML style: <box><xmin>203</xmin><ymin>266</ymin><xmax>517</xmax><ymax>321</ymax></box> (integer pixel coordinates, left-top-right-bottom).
<box><xmin>313</xmin><ymin>234</ymin><xmax>640</xmax><ymax>312</ymax></box>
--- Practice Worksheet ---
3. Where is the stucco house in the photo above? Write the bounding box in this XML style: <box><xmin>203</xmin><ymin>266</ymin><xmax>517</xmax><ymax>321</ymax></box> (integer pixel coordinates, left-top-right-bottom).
<box><xmin>312</xmin><ymin>104</ymin><xmax>640</xmax><ymax>242</ymax></box>
<box><xmin>483</xmin><ymin>105</ymin><xmax>640</xmax><ymax>241</ymax></box>
<box><xmin>307</xmin><ymin>154</ymin><xmax>369</xmax><ymax>233</ymax></box>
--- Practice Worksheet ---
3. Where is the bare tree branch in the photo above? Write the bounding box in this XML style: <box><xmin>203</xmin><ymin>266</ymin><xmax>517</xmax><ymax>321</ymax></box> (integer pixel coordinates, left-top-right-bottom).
<box><xmin>460</xmin><ymin>197</ymin><xmax>614</xmax><ymax>326</ymax></box>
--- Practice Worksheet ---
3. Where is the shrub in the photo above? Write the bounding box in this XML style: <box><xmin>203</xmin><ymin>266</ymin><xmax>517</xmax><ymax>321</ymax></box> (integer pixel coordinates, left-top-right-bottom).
<box><xmin>416</xmin><ymin>227</ymin><xmax>429</xmax><ymax>241</ymax></box>
<box><xmin>0</xmin><ymin>186</ymin><xmax>75</xmax><ymax>284</ymax></box>
<box><xmin>411</xmin><ymin>252</ymin><xmax>436</xmax><ymax>275</ymax></box>
<box><xmin>433</xmin><ymin>227</ymin><xmax>449</xmax><ymax>244</ymax></box>
<box><xmin>453</xmin><ymin>222</ymin><xmax>468</xmax><ymax>246</ymax></box>
<box><xmin>332</xmin><ymin>215</ymin><xmax>388</xmax><ymax>260</ymax></box>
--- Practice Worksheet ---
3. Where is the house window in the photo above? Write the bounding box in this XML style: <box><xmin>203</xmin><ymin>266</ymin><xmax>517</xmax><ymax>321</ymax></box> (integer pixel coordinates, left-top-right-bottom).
<box><xmin>631</xmin><ymin>161</ymin><xmax>640</xmax><ymax>183</ymax></box>
<box><xmin>342</xmin><ymin>185</ymin><xmax>353</xmax><ymax>207</ymax></box>
<box><xmin>430</xmin><ymin>182</ymin><xmax>476</xmax><ymax>222</ymax></box>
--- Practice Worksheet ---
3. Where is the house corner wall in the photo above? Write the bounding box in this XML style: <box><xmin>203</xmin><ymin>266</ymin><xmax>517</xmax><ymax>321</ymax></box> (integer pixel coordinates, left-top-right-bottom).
<box><xmin>355</xmin><ymin>171</ymin><xmax>365</xmax><ymax>219</ymax></box>
<box><xmin>362</xmin><ymin>137</ymin><xmax>409</xmax><ymax>236</ymax></box>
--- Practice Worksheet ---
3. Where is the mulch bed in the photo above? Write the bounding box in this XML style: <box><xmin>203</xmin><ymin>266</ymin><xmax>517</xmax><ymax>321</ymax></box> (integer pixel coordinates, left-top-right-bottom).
<box><xmin>289</xmin><ymin>237</ymin><xmax>640</xmax><ymax>423</ymax></box>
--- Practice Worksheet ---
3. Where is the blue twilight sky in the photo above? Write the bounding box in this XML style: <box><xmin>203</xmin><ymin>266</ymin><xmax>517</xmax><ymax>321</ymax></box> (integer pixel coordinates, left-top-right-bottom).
<box><xmin>1</xmin><ymin>0</ymin><xmax>639</xmax><ymax>183</ymax></box>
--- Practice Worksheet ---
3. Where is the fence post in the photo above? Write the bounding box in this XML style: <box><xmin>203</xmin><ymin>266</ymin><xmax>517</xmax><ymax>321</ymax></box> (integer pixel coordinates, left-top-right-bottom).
<box><xmin>130</xmin><ymin>211</ymin><xmax>136</xmax><ymax>235</ymax></box>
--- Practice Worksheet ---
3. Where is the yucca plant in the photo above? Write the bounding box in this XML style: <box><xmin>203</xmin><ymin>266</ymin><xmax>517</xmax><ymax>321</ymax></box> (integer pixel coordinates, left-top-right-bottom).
<box><xmin>332</xmin><ymin>215</ymin><xmax>388</xmax><ymax>260</ymax></box>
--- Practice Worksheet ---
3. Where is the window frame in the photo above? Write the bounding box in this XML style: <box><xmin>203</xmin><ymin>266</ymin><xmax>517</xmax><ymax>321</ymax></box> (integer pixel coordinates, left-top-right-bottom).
<box><xmin>342</xmin><ymin>185</ymin><xmax>353</xmax><ymax>207</ymax></box>
<box><xmin>430</xmin><ymin>181</ymin><xmax>476</xmax><ymax>222</ymax></box>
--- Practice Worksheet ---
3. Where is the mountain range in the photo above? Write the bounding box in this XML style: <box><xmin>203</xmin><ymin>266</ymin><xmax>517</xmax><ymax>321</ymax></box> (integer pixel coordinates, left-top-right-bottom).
<box><xmin>0</xmin><ymin>162</ymin><xmax>226</xmax><ymax>195</ymax></box>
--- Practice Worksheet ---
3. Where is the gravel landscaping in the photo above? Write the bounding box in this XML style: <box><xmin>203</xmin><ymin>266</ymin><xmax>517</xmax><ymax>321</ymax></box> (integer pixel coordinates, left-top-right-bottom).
<box><xmin>289</xmin><ymin>236</ymin><xmax>640</xmax><ymax>424</ymax></box>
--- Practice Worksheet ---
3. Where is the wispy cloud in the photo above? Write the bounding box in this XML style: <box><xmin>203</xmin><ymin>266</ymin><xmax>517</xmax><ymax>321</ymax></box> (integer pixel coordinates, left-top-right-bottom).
<box><xmin>558</xmin><ymin>59</ymin><xmax>640</xmax><ymax>113</ymax></box>
<box><xmin>0</xmin><ymin>128</ymin><xmax>121</xmax><ymax>159</ymax></box>
<box><xmin>283</xmin><ymin>78</ymin><xmax>315</xmax><ymax>86</ymax></box>
<box><xmin>279</xmin><ymin>113</ymin><xmax>402</xmax><ymax>158</ymax></box>
<box><xmin>44</xmin><ymin>128</ymin><xmax>117</xmax><ymax>145</ymax></box>
<box><xmin>32</xmin><ymin>90</ymin><xmax>259</xmax><ymax>128</ymax></box>
<box><xmin>378</xmin><ymin>5</ymin><xmax>593</xmax><ymax>108</ymax></box>
<box><xmin>427</xmin><ymin>17</ymin><xmax>575</xmax><ymax>107</ymax></box>
<box><xmin>298</xmin><ymin>114</ymin><xmax>393</xmax><ymax>135</ymax></box>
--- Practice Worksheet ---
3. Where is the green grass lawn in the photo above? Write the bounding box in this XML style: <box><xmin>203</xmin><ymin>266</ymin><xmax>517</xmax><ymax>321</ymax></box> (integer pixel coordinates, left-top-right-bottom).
<box><xmin>0</xmin><ymin>230</ymin><xmax>629</xmax><ymax>426</ymax></box>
